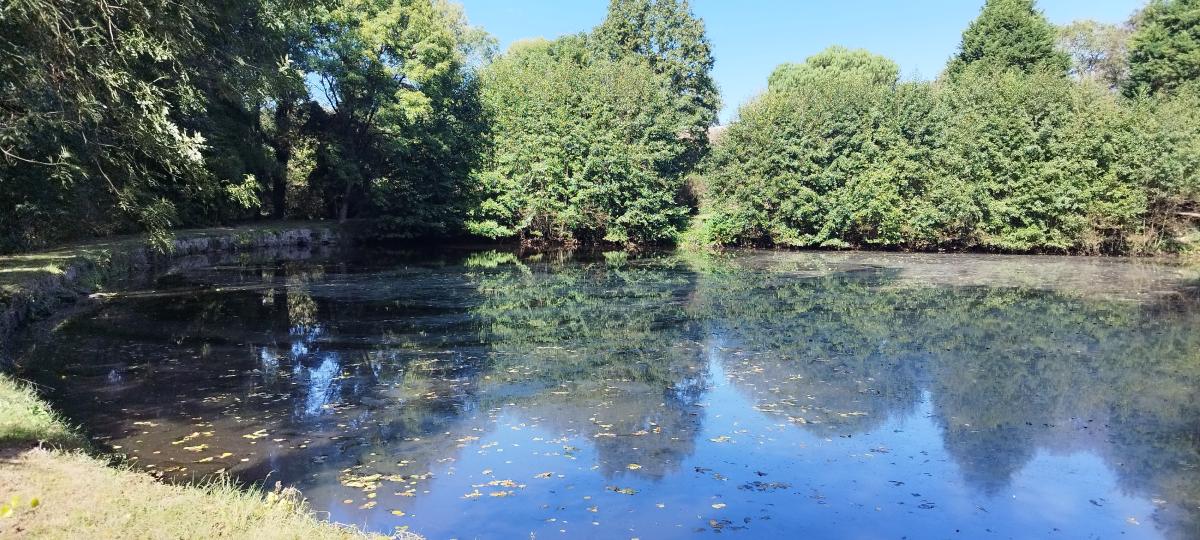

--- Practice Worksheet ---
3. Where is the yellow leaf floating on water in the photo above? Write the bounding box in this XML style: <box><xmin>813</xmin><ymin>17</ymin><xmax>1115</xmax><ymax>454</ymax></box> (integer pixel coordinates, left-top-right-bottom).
<box><xmin>183</xmin><ymin>444</ymin><xmax>208</xmax><ymax>452</ymax></box>
<box><xmin>242</xmin><ymin>429</ymin><xmax>269</xmax><ymax>440</ymax></box>
<box><xmin>218</xmin><ymin>452</ymin><xmax>234</xmax><ymax>459</ymax></box>
<box><xmin>462</xmin><ymin>490</ymin><xmax>483</xmax><ymax>499</ymax></box>
<box><xmin>390</xmin><ymin>510</ymin><xmax>406</xmax><ymax>517</ymax></box>
<box><xmin>627</xmin><ymin>464</ymin><xmax>642</xmax><ymax>470</ymax></box>
<box><xmin>712</xmin><ymin>503</ymin><xmax>727</xmax><ymax>509</ymax></box>
<box><xmin>709</xmin><ymin>436</ymin><xmax>733</xmax><ymax>443</ymax></box>
<box><xmin>534</xmin><ymin>472</ymin><xmax>554</xmax><ymax>479</ymax></box>
<box><xmin>195</xmin><ymin>457</ymin><xmax>214</xmax><ymax>463</ymax></box>
<box><xmin>171</xmin><ymin>432</ymin><xmax>203</xmax><ymax>445</ymax></box>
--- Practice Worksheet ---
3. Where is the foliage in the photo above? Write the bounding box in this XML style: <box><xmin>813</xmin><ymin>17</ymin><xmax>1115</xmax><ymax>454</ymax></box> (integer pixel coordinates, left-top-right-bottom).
<box><xmin>700</xmin><ymin>47</ymin><xmax>972</xmax><ymax>249</ymax></box>
<box><xmin>0</xmin><ymin>0</ymin><xmax>218</xmax><ymax>251</ymax></box>
<box><xmin>698</xmin><ymin>2</ymin><xmax>1200</xmax><ymax>255</ymax></box>
<box><xmin>592</xmin><ymin>0</ymin><xmax>720</xmax><ymax>151</ymax></box>
<box><xmin>1126</xmin><ymin>0</ymin><xmax>1200</xmax><ymax>96</ymax></box>
<box><xmin>769</xmin><ymin>46</ymin><xmax>901</xmax><ymax>89</ymax></box>
<box><xmin>469</xmin><ymin>38</ymin><xmax>690</xmax><ymax>244</ymax></box>
<box><xmin>0</xmin><ymin>0</ymin><xmax>1195</xmax><ymax>254</ymax></box>
<box><xmin>304</xmin><ymin>0</ymin><xmax>475</xmax><ymax>233</ymax></box>
<box><xmin>1057</xmin><ymin>19</ymin><xmax>1134</xmax><ymax>89</ymax></box>
<box><xmin>946</xmin><ymin>0</ymin><xmax>1069</xmax><ymax>79</ymax></box>
<box><xmin>468</xmin><ymin>0</ymin><xmax>717</xmax><ymax>246</ymax></box>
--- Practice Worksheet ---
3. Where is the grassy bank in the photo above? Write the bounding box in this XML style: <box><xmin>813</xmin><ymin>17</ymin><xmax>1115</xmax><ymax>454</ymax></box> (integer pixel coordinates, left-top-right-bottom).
<box><xmin>0</xmin><ymin>375</ymin><xmax>387</xmax><ymax>538</ymax></box>
<box><xmin>0</xmin><ymin>224</ymin><xmax>397</xmax><ymax>539</ymax></box>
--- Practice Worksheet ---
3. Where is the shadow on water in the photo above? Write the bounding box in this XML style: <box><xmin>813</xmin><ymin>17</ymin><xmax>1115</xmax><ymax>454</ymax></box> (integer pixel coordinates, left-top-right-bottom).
<box><xmin>18</xmin><ymin>247</ymin><xmax>1200</xmax><ymax>539</ymax></box>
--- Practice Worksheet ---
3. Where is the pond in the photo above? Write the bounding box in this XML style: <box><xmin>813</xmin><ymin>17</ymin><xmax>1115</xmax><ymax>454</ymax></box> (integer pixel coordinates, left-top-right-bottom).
<box><xmin>20</xmin><ymin>248</ymin><xmax>1200</xmax><ymax>539</ymax></box>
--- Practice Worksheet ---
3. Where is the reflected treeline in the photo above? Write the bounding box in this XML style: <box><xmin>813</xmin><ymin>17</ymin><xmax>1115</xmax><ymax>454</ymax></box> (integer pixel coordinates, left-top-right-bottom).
<box><xmin>20</xmin><ymin>249</ymin><xmax>1200</xmax><ymax>538</ymax></box>
<box><xmin>465</xmin><ymin>251</ymin><xmax>709</xmax><ymax>478</ymax></box>
<box><xmin>689</xmin><ymin>256</ymin><xmax>1200</xmax><ymax>537</ymax></box>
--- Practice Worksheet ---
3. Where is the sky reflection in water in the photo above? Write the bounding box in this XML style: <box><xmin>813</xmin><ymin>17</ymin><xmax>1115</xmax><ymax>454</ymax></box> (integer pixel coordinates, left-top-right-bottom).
<box><xmin>24</xmin><ymin>249</ymin><xmax>1200</xmax><ymax>539</ymax></box>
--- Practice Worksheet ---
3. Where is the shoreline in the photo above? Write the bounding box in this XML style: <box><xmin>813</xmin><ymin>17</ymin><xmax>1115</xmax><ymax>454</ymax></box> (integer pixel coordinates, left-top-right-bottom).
<box><xmin>0</xmin><ymin>222</ymin><xmax>401</xmax><ymax>540</ymax></box>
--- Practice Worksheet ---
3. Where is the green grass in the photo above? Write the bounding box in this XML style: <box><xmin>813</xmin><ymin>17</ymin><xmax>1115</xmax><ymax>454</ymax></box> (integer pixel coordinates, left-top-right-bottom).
<box><xmin>0</xmin><ymin>222</ymin><xmax>397</xmax><ymax>539</ymax></box>
<box><xmin>0</xmin><ymin>374</ymin><xmax>394</xmax><ymax>539</ymax></box>
<box><xmin>0</xmin><ymin>375</ymin><xmax>84</xmax><ymax>450</ymax></box>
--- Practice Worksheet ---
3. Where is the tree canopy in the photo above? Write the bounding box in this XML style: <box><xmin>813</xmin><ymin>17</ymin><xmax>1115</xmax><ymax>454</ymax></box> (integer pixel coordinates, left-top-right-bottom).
<box><xmin>0</xmin><ymin>0</ymin><xmax>1197</xmax><ymax>255</ymax></box>
<box><xmin>1126</xmin><ymin>0</ymin><xmax>1200</xmax><ymax>96</ymax></box>
<box><xmin>946</xmin><ymin>0</ymin><xmax>1070</xmax><ymax>78</ymax></box>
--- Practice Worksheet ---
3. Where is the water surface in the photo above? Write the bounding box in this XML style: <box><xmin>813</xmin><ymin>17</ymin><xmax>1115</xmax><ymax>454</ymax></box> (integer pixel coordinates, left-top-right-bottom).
<box><xmin>24</xmin><ymin>249</ymin><xmax>1200</xmax><ymax>539</ymax></box>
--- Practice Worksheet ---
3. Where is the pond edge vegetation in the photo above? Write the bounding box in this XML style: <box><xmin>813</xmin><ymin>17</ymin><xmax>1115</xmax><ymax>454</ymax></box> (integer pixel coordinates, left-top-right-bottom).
<box><xmin>0</xmin><ymin>223</ymin><xmax>393</xmax><ymax>539</ymax></box>
<box><xmin>2</xmin><ymin>0</ymin><xmax>1198</xmax><ymax>256</ymax></box>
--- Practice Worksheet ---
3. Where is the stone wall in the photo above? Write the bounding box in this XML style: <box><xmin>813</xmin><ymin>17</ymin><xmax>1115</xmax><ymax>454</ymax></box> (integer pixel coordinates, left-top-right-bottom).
<box><xmin>0</xmin><ymin>225</ymin><xmax>342</xmax><ymax>365</ymax></box>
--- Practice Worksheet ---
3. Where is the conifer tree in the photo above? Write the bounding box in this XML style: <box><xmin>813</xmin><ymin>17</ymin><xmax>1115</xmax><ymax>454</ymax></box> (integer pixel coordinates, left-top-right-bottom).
<box><xmin>946</xmin><ymin>0</ymin><xmax>1070</xmax><ymax>78</ymax></box>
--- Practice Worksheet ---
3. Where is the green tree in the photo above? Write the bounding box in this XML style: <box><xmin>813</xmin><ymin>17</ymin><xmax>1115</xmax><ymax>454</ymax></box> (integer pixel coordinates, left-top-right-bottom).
<box><xmin>768</xmin><ymin>46</ymin><xmax>901</xmax><ymax>89</ymax></box>
<box><xmin>0</xmin><ymin>0</ymin><xmax>220</xmax><ymax>250</ymax></box>
<box><xmin>469</xmin><ymin>37</ymin><xmax>690</xmax><ymax>244</ymax></box>
<box><xmin>699</xmin><ymin>48</ymin><xmax>973</xmax><ymax>249</ymax></box>
<box><xmin>1126</xmin><ymin>0</ymin><xmax>1200</xmax><ymax>96</ymax></box>
<box><xmin>946</xmin><ymin>0</ymin><xmax>1070</xmax><ymax>79</ymax></box>
<box><xmin>592</xmin><ymin>0</ymin><xmax>719</xmax><ymax>162</ymax></box>
<box><xmin>1057</xmin><ymin>19</ymin><xmax>1133</xmax><ymax>89</ymax></box>
<box><xmin>305</xmin><ymin>0</ymin><xmax>464</xmax><ymax>223</ymax></box>
<box><xmin>942</xmin><ymin>70</ymin><xmax>1144</xmax><ymax>252</ymax></box>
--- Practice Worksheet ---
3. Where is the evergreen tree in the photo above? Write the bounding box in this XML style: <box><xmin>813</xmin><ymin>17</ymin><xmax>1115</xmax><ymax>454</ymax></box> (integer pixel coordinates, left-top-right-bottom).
<box><xmin>1126</xmin><ymin>0</ymin><xmax>1200</xmax><ymax>96</ymax></box>
<box><xmin>769</xmin><ymin>46</ymin><xmax>901</xmax><ymax>90</ymax></box>
<box><xmin>592</xmin><ymin>0</ymin><xmax>719</xmax><ymax>145</ymax></box>
<box><xmin>946</xmin><ymin>0</ymin><xmax>1070</xmax><ymax>79</ymax></box>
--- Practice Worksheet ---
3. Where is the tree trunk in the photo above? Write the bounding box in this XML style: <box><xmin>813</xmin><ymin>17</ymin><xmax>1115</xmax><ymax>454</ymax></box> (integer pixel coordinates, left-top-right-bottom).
<box><xmin>270</xmin><ymin>99</ymin><xmax>295</xmax><ymax>220</ymax></box>
<box><xmin>338</xmin><ymin>181</ymin><xmax>352</xmax><ymax>223</ymax></box>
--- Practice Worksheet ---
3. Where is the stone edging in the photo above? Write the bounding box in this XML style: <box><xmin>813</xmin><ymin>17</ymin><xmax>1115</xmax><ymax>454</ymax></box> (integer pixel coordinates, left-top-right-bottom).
<box><xmin>0</xmin><ymin>225</ymin><xmax>341</xmax><ymax>366</ymax></box>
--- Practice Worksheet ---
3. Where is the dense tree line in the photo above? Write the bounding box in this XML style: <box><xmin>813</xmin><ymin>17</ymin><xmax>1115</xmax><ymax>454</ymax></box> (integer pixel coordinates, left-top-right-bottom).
<box><xmin>0</xmin><ymin>0</ymin><xmax>494</xmax><ymax>251</ymax></box>
<box><xmin>697</xmin><ymin>0</ymin><xmax>1200</xmax><ymax>254</ymax></box>
<box><xmin>1</xmin><ymin>0</ymin><xmax>1198</xmax><ymax>254</ymax></box>
<box><xmin>467</xmin><ymin>0</ymin><xmax>717</xmax><ymax>245</ymax></box>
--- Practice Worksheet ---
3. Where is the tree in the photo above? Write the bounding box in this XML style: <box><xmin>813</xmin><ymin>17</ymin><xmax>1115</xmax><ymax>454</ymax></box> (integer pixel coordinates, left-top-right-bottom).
<box><xmin>1126</xmin><ymin>0</ymin><xmax>1200</xmax><ymax>96</ymax></box>
<box><xmin>946</xmin><ymin>0</ymin><xmax>1070</xmax><ymax>79</ymax></box>
<box><xmin>0</xmin><ymin>0</ymin><xmax>226</xmax><ymax>251</ymax></box>
<box><xmin>768</xmin><ymin>46</ymin><xmax>901</xmax><ymax>90</ymax></box>
<box><xmin>1057</xmin><ymin>19</ymin><xmax>1133</xmax><ymax>89</ymax></box>
<box><xmin>469</xmin><ymin>37</ymin><xmax>690</xmax><ymax>244</ymax></box>
<box><xmin>592</xmin><ymin>0</ymin><xmax>719</xmax><ymax>161</ymax></box>
<box><xmin>699</xmin><ymin>49</ymin><xmax>973</xmax><ymax>249</ymax></box>
<box><xmin>305</xmin><ymin>0</ymin><xmax>462</xmax><ymax>223</ymax></box>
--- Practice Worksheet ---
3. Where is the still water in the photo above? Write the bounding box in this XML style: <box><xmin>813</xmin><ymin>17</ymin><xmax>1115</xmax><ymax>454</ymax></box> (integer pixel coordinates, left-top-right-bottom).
<box><xmin>23</xmin><ymin>249</ymin><xmax>1200</xmax><ymax>539</ymax></box>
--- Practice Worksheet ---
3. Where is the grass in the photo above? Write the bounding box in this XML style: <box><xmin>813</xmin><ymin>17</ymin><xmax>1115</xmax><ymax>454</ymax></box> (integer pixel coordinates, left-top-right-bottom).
<box><xmin>0</xmin><ymin>221</ymin><xmax>397</xmax><ymax>539</ymax></box>
<box><xmin>0</xmin><ymin>448</ymin><xmax>392</xmax><ymax>539</ymax></box>
<box><xmin>0</xmin><ymin>374</ymin><xmax>392</xmax><ymax>540</ymax></box>
<box><xmin>0</xmin><ymin>375</ymin><xmax>84</xmax><ymax>450</ymax></box>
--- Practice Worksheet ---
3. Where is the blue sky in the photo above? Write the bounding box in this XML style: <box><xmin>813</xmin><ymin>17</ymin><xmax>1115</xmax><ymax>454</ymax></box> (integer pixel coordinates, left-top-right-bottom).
<box><xmin>456</xmin><ymin>0</ymin><xmax>1146</xmax><ymax>123</ymax></box>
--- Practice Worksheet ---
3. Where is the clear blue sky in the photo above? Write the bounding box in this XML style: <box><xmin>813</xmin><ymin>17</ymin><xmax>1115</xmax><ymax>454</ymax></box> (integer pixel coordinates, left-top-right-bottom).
<box><xmin>456</xmin><ymin>0</ymin><xmax>1146</xmax><ymax>123</ymax></box>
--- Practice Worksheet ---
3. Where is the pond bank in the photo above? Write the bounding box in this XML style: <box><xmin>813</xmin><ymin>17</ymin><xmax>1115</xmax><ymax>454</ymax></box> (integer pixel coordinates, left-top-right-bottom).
<box><xmin>0</xmin><ymin>223</ymin><xmax>398</xmax><ymax>539</ymax></box>
<box><xmin>0</xmin><ymin>222</ymin><xmax>342</xmax><ymax>366</ymax></box>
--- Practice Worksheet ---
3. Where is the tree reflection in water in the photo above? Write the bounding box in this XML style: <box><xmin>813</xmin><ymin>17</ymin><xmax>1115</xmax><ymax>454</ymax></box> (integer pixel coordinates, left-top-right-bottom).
<box><xmin>22</xmin><ymin>249</ymin><xmax>1200</xmax><ymax>539</ymax></box>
